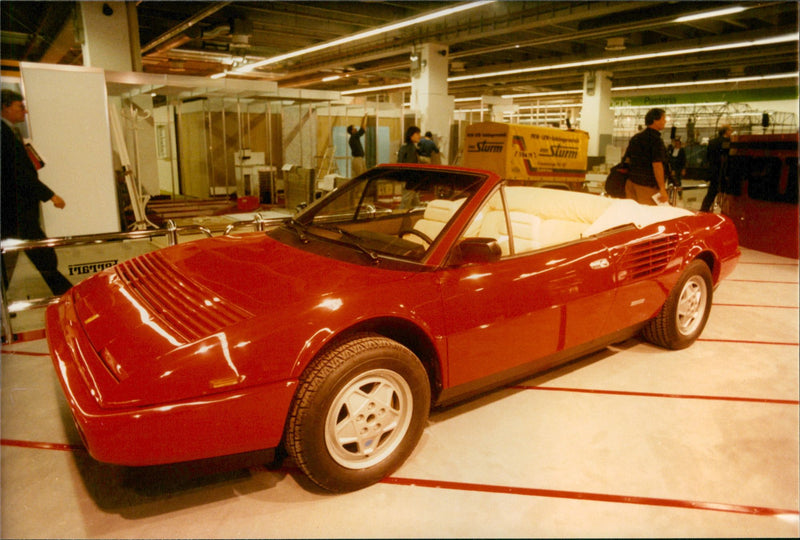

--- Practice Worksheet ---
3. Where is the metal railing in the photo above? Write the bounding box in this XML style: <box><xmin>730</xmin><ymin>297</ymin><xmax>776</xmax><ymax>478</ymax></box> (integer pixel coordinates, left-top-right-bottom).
<box><xmin>1</xmin><ymin>214</ymin><xmax>284</xmax><ymax>342</ymax></box>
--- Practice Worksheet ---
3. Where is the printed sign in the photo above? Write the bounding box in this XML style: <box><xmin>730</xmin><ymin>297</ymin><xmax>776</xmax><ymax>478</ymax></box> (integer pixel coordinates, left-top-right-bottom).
<box><xmin>463</xmin><ymin>122</ymin><xmax>588</xmax><ymax>184</ymax></box>
<box><xmin>68</xmin><ymin>260</ymin><xmax>118</xmax><ymax>276</ymax></box>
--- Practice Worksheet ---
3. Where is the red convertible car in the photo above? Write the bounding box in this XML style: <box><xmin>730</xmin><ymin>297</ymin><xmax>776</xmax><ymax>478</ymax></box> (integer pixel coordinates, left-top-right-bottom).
<box><xmin>47</xmin><ymin>164</ymin><xmax>740</xmax><ymax>492</ymax></box>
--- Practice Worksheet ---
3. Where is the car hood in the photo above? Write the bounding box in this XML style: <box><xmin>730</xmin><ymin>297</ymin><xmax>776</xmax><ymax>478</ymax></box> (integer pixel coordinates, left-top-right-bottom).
<box><xmin>71</xmin><ymin>232</ymin><xmax>420</xmax><ymax>407</ymax></box>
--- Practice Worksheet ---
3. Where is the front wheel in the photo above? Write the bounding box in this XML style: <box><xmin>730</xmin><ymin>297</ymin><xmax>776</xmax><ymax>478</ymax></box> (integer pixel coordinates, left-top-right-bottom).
<box><xmin>285</xmin><ymin>334</ymin><xmax>430</xmax><ymax>492</ymax></box>
<box><xmin>642</xmin><ymin>259</ymin><xmax>713</xmax><ymax>349</ymax></box>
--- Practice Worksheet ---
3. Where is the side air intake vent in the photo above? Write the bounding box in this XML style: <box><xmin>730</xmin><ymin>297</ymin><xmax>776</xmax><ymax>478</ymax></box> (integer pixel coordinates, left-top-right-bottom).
<box><xmin>618</xmin><ymin>234</ymin><xmax>678</xmax><ymax>280</ymax></box>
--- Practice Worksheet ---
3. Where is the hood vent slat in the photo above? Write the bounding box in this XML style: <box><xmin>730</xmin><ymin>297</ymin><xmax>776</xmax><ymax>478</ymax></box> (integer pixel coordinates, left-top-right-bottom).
<box><xmin>116</xmin><ymin>252</ymin><xmax>251</xmax><ymax>341</ymax></box>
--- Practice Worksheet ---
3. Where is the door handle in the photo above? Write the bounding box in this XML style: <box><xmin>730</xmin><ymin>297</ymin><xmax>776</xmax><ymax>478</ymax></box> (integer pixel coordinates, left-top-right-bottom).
<box><xmin>590</xmin><ymin>258</ymin><xmax>610</xmax><ymax>269</ymax></box>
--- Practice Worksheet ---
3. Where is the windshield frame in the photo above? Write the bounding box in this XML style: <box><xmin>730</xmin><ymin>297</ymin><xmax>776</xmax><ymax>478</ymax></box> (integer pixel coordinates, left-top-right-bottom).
<box><xmin>288</xmin><ymin>165</ymin><xmax>491</xmax><ymax>264</ymax></box>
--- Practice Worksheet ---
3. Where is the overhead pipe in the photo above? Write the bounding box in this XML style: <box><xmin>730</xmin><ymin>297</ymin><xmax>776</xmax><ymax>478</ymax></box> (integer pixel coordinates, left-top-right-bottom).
<box><xmin>140</xmin><ymin>1</ymin><xmax>232</xmax><ymax>54</ymax></box>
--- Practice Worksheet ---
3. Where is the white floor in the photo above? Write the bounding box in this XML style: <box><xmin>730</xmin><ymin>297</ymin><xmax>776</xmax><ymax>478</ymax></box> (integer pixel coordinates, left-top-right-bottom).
<box><xmin>1</xmin><ymin>246</ymin><xmax>798</xmax><ymax>538</ymax></box>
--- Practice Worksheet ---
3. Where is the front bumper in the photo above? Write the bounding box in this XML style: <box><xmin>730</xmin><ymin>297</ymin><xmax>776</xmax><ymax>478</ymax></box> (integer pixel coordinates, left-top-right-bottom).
<box><xmin>46</xmin><ymin>293</ymin><xmax>297</xmax><ymax>466</ymax></box>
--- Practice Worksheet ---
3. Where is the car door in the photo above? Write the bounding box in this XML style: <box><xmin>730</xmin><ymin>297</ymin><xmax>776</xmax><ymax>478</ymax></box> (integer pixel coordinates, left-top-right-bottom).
<box><xmin>439</xmin><ymin>189</ymin><xmax>617</xmax><ymax>389</ymax></box>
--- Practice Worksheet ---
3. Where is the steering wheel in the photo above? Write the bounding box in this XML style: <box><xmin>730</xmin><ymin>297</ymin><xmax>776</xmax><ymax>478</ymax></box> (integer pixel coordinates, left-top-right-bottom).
<box><xmin>399</xmin><ymin>228</ymin><xmax>433</xmax><ymax>247</ymax></box>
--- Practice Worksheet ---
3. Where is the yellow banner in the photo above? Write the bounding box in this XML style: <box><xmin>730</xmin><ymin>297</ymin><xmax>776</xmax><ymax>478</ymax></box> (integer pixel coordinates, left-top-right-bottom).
<box><xmin>463</xmin><ymin>122</ymin><xmax>588</xmax><ymax>182</ymax></box>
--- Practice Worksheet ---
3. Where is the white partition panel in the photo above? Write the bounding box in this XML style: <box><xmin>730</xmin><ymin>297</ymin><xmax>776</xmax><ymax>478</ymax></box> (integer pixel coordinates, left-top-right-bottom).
<box><xmin>20</xmin><ymin>63</ymin><xmax>120</xmax><ymax>236</ymax></box>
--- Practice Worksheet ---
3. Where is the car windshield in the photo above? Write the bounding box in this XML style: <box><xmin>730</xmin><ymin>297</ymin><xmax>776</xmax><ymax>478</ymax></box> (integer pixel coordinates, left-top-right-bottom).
<box><xmin>292</xmin><ymin>167</ymin><xmax>487</xmax><ymax>262</ymax></box>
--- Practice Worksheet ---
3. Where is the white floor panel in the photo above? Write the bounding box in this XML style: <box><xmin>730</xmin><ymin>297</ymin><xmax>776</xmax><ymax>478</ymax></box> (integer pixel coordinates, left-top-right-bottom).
<box><xmin>539</xmin><ymin>340</ymin><xmax>799</xmax><ymax>401</ymax></box>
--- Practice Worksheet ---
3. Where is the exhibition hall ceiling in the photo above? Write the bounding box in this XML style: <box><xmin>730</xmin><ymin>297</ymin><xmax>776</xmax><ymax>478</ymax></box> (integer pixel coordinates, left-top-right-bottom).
<box><xmin>1</xmin><ymin>1</ymin><xmax>797</xmax><ymax>103</ymax></box>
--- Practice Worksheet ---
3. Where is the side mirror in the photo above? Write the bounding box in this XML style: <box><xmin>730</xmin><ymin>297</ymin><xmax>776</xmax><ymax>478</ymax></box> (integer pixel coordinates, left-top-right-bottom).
<box><xmin>451</xmin><ymin>238</ymin><xmax>502</xmax><ymax>265</ymax></box>
<box><xmin>357</xmin><ymin>203</ymin><xmax>377</xmax><ymax>220</ymax></box>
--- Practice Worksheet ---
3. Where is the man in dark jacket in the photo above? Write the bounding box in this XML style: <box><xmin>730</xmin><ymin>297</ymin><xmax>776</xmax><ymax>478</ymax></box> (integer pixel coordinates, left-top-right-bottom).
<box><xmin>700</xmin><ymin>125</ymin><xmax>732</xmax><ymax>212</ymax></box>
<box><xmin>397</xmin><ymin>126</ymin><xmax>421</xmax><ymax>163</ymax></box>
<box><xmin>347</xmin><ymin>113</ymin><xmax>368</xmax><ymax>177</ymax></box>
<box><xmin>417</xmin><ymin>131</ymin><xmax>440</xmax><ymax>163</ymax></box>
<box><xmin>1</xmin><ymin>89</ymin><xmax>71</xmax><ymax>295</ymax></box>
<box><xmin>624</xmin><ymin>108</ymin><xmax>670</xmax><ymax>205</ymax></box>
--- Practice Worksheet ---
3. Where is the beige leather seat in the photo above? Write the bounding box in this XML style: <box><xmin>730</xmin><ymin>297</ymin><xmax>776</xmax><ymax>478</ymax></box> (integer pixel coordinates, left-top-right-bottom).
<box><xmin>404</xmin><ymin>199</ymin><xmax>465</xmax><ymax>245</ymax></box>
<box><xmin>473</xmin><ymin>210</ymin><xmax>541</xmax><ymax>255</ymax></box>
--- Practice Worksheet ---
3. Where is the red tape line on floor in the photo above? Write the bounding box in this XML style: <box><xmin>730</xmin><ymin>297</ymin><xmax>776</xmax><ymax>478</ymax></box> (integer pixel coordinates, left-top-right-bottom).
<box><xmin>4</xmin><ymin>438</ymin><xmax>797</xmax><ymax>518</ymax></box>
<box><xmin>382</xmin><ymin>476</ymin><xmax>800</xmax><ymax>517</ymax></box>
<box><xmin>697</xmin><ymin>337</ymin><xmax>799</xmax><ymax>347</ymax></box>
<box><xmin>0</xmin><ymin>349</ymin><xmax>50</xmax><ymax>357</ymax></box>
<box><xmin>513</xmin><ymin>385</ymin><xmax>799</xmax><ymax>405</ymax></box>
<box><xmin>6</xmin><ymin>329</ymin><xmax>48</xmax><ymax>343</ymax></box>
<box><xmin>728</xmin><ymin>279</ymin><xmax>798</xmax><ymax>284</ymax></box>
<box><xmin>738</xmin><ymin>261</ymin><xmax>799</xmax><ymax>266</ymax></box>
<box><xmin>713</xmin><ymin>303</ymin><xmax>798</xmax><ymax>309</ymax></box>
<box><xmin>1</xmin><ymin>438</ymin><xmax>84</xmax><ymax>452</ymax></box>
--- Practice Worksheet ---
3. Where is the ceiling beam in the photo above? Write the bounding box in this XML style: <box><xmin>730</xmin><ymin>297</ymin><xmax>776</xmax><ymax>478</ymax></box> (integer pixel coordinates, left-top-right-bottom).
<box><xmin>141</xmin><ymin>2</ymin><xmax>232</xmax><ymax>55</ymax></box>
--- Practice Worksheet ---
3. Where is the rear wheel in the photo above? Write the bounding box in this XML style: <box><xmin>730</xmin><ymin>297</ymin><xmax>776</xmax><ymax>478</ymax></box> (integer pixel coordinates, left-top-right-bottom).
<box><xmin>285</xmin><ymin>334</ymin><xmax>430</xmax><ymax>492</ymax></box>
<box><xmin>642</xmin><ymin>259</ymin><xmax>712</xmax><ymax>349</ymax></box>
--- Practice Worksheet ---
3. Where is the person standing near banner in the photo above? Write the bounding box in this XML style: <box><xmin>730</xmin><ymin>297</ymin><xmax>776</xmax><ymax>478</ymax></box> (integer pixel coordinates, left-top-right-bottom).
<box><xmin>1</xmin><ymin>89</ymin><xmax>71</xmax><ymax>296</ymax></box>
<box><xmin>624</xmin><ymin>107</ymin><xmax>670</xmax><ymax>205</ymax></box>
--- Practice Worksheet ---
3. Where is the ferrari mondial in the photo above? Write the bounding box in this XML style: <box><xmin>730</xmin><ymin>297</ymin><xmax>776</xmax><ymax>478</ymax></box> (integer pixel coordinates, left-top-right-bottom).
<box><xmin>47</xmin><ymin>164</ymin><xmax>739</xmax><ymax>492</ymax></box>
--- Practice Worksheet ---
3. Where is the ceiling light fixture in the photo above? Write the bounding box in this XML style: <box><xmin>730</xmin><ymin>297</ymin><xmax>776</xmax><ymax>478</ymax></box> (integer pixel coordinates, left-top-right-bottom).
<box><xmin>455</xmin><ymin>73</ymin><xmax>798</xmax><ymax>105</ymax></box>
<box><xmin>447</xmin><ymin>33</ymin><xmax>799</xmax><ymax>83</ymax></box>
<box><xmin>502</xmin><ymin>89</ymin><xmax>584</xmax><ymax>99</ymax></box>
<box><xmin>610</xmin><ymin>101</ymin><xmax>727</xmax><ymax>110</ymax></box>
<box><xmin>322</xmin><ymin>75</ymin><xmax>341</xmax><ymax>82</ymax></box>
<box><xmin>612</xmin><ymin>72</ymin><xmax>799</xmax><ymax>91</ymax></box>
<box><xmin>515</xmin><ymin>103</ymin><xmax>581</xmax><ymax>110</ymax></box>
<box><xmin>673</xmin><ymin>6</ymin><xmax>747</xmax><ymax>23</ymax></box>
<box><xmin>342</xmin><ymin>82</ymin><xmax>412</xmax><ymax>95</ymax></box>
<box><xmin>219</xmin><ymin>0</ymin><xmax>493</xmax><ymax>77</ymax></box>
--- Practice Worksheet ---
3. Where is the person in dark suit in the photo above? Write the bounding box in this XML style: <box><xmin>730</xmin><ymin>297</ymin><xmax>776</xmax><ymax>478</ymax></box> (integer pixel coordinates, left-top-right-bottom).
<box><xmin>700</xmin><ymin>124</ymin><xmax>732</xmax><ymax>212</ymax></box>
<box><xmin>1</xmin><ymin>89</ymin><xmax>71</xmax><ymax>296</ymax></box>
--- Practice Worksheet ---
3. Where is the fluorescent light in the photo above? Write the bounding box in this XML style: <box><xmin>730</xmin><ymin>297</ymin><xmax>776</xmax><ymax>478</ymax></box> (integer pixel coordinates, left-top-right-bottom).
<box><xmin>321</xmin><ymin>75</ymin><xmax>341</xmax><ymax>82</ymax></box>
<box><xmin>342</xmin><ymin>82</ymin><xmax>411</xmax><ymax>95</ymax></box>
<box><xmin>515</xmin><ymin>103</ymin><xmax>581</xmax><ymax>110</ymax></box>
<box><xmin>341</xmin><ymin>82</ymin><xmax>411</xmax><ymax>95</ymax></box>
<box><xmin>613</xmin><ymin>72</ymin><xmax>799</xmax><ymax>91</ymax></box>
<box><xmin>611</xmin><ymin>102</ymin><xmax>727</xmax><ymax>110</ymax></box>
<box><xmin>502</xmin><ymin>89</ymin><xmax>583</xmax><ymax>99</ymax></box>
<box><xmin>674</xmin><ymin>6</ymin><xmax>747</xmax><ymax>23</ymax></box>
<box><xmin>448</xmin><ymin>33</ymin><xmax>799</xmax><ymax>83</ymax></box>
<box><xmin>230</xmin><ymin>1</ymin><xmax>493</xmax><ymax>75</ymax></box>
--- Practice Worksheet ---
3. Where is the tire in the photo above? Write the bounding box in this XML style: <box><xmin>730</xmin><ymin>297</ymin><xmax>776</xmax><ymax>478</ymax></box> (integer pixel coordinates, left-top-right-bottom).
<box><xmin>285</xmin><ymin>333</ymin><xmax>431</xmax><ymax>492</ymax></box>
<box><xmin>642</xmin><ymin>259</ymin><xmax>713</xmax><ymax>350</ymax></box>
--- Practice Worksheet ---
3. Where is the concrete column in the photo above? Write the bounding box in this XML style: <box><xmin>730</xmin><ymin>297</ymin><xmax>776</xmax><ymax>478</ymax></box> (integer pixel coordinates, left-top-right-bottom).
<box><xmin>79</xmin><ymin>1</ymin><xmax>140</xmax><ymax>71</ymax></box>
<box><xmin>580</xmin><ymin>70</ymin><xmax>614</xmax><ymax>159</ymax></box>
<box><xmin>410</xmin><ymin>42</ymin><xmax>454</xmax><ymax>164</ymax></box>
<box><xmin>481</xmin><ymin>96</ymin><xmax>513</xmax><ymax>122</ymax></box>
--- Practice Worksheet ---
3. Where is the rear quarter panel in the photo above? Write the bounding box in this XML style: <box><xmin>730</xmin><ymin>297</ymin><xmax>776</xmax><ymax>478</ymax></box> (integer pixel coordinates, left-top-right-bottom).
<box><xmin>600</xmin><ymin>213</ymin><xmax>739</xmax><ymax>334</ymax></box>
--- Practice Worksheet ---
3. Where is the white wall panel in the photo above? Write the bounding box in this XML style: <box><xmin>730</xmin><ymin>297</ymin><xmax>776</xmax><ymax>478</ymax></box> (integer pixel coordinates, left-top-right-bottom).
<box><xmin>20</xmin><ymin>62</ymin><xmax>120</xmax><ymax>236</ymax></box>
